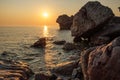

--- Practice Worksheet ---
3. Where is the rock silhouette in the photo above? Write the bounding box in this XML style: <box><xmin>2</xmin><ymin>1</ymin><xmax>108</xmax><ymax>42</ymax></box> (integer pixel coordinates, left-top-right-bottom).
<box><xmin>31</xmin><ymin>38</ymin><xmax>46</xmax><ymax>48</ymax></box>
<box><xmin>56</xmin><ymin>14</ymin><xmax>73</xmax><ymax>30</ymax></box>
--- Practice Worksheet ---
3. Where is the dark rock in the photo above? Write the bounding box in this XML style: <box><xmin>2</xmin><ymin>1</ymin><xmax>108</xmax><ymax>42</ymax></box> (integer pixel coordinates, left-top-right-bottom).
<box><xmin>72</xmin><ymin>67</ymin><xmax>83</xmax><ymax>80</ymax></box>
<box><xmin>53</xmin><ymin>40</ymin><xmax>66</xmax><ymax>45</ymax></box>
<box><xmin>51</xmin><ymin>61</ymin><xmax>79</xmax><ymax>75</ymax></box>
<box><xmin>31</xmin><ymin>38</ymin><xmax>46</xmax><ymax>48</ymax></box>
<box><xmin>71</xmin><ymin>1</ymin><xmax>114</xmax><ymax>38</ymax></box>
<box><xmin>63</xmin><ymin>43</ymin><xmax>77</xmax><ymax>51</ymax></box>
<box><xmin>56</xmin><ymin>77</ymin><xmax>63</xmax><ymax>80</ymax></box>
<box><xmin>81</xmin><ymin>36</ymin><xmax>120</xmax><ymax>80</ymax></box>
<box><xmin>0</xmin><ymin>59</ymin><xmax>34</xmax><ymax>80</ymax></box>
<box><xmin>35</xmin><ymin>73</ymin><xmax>57</xmax><ymax>80</ymax></box>
<box><xmin>90</xmin><ymin>17</ymin><xmax>120</xmax><ymax>45</ymax></box>
<box><xmin>56</xmin><ymin>14</ymin><xmax>73</xmax><ymax>30</ymax></box>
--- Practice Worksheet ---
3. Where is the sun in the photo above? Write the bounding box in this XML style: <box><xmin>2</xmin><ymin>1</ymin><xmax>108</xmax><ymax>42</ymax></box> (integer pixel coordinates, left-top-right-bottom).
<box><xmin>43</xmin><ymin>12</ymin><xmax>48</xmax><ymax>18</ymax></box>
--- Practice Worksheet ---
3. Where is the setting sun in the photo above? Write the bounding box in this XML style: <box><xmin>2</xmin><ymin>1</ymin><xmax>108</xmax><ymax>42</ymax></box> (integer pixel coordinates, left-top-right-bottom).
<box><xmin>43</xmin><ymin>12</ymin><xmax>48</xmax><ymax>18</ymax></box>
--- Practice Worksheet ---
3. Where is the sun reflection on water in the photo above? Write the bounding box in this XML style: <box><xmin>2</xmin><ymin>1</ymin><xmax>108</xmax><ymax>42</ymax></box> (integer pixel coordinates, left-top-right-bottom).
<box><xmin>43</xmin><ymin>25</ymin><xmax>49</xmax><ymax>37</ymax></box>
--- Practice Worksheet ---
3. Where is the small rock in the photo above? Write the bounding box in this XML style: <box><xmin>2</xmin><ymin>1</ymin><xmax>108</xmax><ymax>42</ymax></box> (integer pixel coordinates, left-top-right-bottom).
<box><xmin>51</xmin><ymin>61</ymin><xmax>79</xmax><ymax>75</ymax></box>
<box><xmin>72</xmin><ymin>67</ymin><xmax>83</xmax><ymax>80</ymax></box>
<box><xmin>31</xmin><ymin>38</ymin><xmax>46</xmax><ymax>48</ymax></box>
<box><xmin>35</xmin><ymin>73</ymin><xmax>57</xmax><ymax>80</ymax></box>
<box><xmin>53</xmin><ymin>40</ymin><xmax>66</xmax><ymax>45</ymax></box>
<box><xmin>63</xmin><ymin>43</ymin><xmax>77</xmax><ymax>51</ymax></box>
<box><xmin>56</xmin><ymin>77</ymin><xmax>63</xmax><ymax>80</ymax></box>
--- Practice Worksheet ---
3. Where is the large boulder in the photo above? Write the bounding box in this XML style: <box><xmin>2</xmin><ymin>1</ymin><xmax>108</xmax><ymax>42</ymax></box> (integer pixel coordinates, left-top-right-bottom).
<box><xmin>81</xmin><ymin>36</ymin><xmax>120</xmax><ymax>80</ymax></box>
<box><xmin>71</xmin><ymin>1</ymin><xmax>114</xmax><ymax>38</ymax></box>
<box><xmin>90</xmin><ymin>17</ymin><xmax>120</xmax><ymax>45</ymax></box>
<box><xmin>0</xmin><ymin>59</ymin><xmax>34</xmax><ymax>80</ymax></box>
<box><xmin>56</xmin><ymin>14</ymin><xmax>73</xmax><ymax>30</ymax></box>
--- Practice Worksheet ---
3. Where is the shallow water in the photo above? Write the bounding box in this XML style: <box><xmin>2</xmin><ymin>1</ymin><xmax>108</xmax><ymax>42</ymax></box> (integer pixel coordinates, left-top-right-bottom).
<box><xmin>0</xmin><ymin>26</ymin><xmax>78</xmax><ymax>74</ymax></box>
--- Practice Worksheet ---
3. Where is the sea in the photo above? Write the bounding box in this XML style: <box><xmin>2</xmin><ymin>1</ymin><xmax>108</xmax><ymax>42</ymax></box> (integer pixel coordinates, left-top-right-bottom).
<box><xmin>0</xmin><ymin>25</ymin><xmax>80</xmax><ymax>74</ymax></box>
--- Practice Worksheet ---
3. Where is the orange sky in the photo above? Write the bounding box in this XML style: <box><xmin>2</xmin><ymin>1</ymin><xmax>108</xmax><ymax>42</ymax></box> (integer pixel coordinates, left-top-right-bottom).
<box><xmin>0</xmin><ymin>0</ymin><xmax>120</xmax><ymax>26</ymax></box>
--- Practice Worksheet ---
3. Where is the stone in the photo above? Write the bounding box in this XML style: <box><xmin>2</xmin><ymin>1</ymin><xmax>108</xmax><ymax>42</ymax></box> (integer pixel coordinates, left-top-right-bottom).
<box><xmin>35</xmin><ymin>73</ymin><xmax>57</xmax><ymax>80</ymax></box>
<box><xmin>51</xmin><ymin>61</ymin><xmax>79</xmax><ymax>75</ymax></box>
<box><xmin>81</xmin><ymin>36</ymin><xmax>120</xmax><ymax>80</ymax></box>
<box><xmin>72</xmin><ymin>67</ymin><xmax>83</xmax><ymax>80</ymax></box>
<box><xmin>53</xmin><ymin>40</ymin><xmax>66</xmax><ymax>45</ymax></box>
<box><xmin>31</xmin><ymin>38</ymin><xmax>46</xmax><ymax>48</ymax></box>
<box><xmin>71</xmin><ymin>1</ymin><xmax>114</xmax><ymax>38</ymax></box>
<box><xmin>0</xmin><ymin>59</ymin><xmax>34</xmax><ymax>80</ymax></box>
<box><xmin>63</xmin><ymin>43</ymin><xmax>77</xmax><ymax>51</ymax></box>
<box><xmin>90</xmin><ymin>17</ymin><xmax>120</xmax><ymax>45</ymax></box>
<box><xmin>56</xmin><ymin>14</ymin><xmax>73</xmax><ymax>30</ymax></box>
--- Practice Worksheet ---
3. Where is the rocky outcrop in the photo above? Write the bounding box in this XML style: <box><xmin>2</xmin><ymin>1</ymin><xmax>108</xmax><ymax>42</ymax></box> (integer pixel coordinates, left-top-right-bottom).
<box><xmin>81</xmin><ymin>37</ymin><xmax>120</xmax><ymax>80</ymax></box>
<box><xmin>0</xmin><ymin>59</ymin><xmax>34</xmax><ymax>80</ymax></box>
<box><xmin>71</xmin><ymin>1</ymin><xmax>120</xmax><ymax>45</ymax></box>
<box><xmin>71</xmin><ymin>1</ymin><xmax>114</xmax><ymax>38</ymax></box>
<box><xmin>31</xmin><ymin>38</ymin><xmax>46</xmax><ymax>48</ymax></box>
<box><xmin>56</xmin><ymin>14</ymin><xmax>73</xmax><ymax>30</ymax></box>
<box><xmin>90</xmin><ymin>17</ymin><xmax>120</xmax><ymax>45</ymax></box>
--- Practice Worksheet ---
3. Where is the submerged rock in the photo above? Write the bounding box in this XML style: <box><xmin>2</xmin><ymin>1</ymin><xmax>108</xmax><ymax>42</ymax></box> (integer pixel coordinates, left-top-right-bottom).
<box><xmin>53</xmin><ymin>40</ymin><xmax>66</xmax><ymax>45</ymax></box>
<box><xmin>56</xmin><ymin>14</ymin><xmax>73</xmax><ymax>30</ymax></box>
<box><xmin>81</xmin><ymin>37</ymin><xmax>120</xmax><ymax>80</ymax></box>
<box><xmin>51</xmin><ymin>61</ymin><xmax>79</xmax><ymax>75</ymax></box>
<box><xmin>31</xmin><ymin>38</ymin><xmax>46</xmax><ymax>48</ymax></box>
<box><xmin>0</xmin><ymin>59</ymin><xmax>34</xmax><ymax>80</ymax></box>
<box><xmin>63</xmin><ymin>42</ymin><xmax>77</xmax><ymax>51</ymax></box>
<box><xmin>71</xmin><ymin>1</ymin><xmax>114</xmax><ymax>38</ymax></box>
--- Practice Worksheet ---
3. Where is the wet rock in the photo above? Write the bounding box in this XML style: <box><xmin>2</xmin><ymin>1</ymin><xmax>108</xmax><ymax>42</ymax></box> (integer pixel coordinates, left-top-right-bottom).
<box><xmin>67</xmin><ymin>55</ymin><xmax>80</xmax><ymax>61</ymax></box>
<box><xmin>53</xmin><ymin>40</ymin><xmax>66</xmax><ymax>45</ymax></box>
<box><xmin>56</xmin><ymin>14</ymin><xmax>73</xmax><ymax>30</ymax></box>
<box><xmin>81</xmin><ymin>36</ymin><xmax>120</xmax><ymax>80</ymax></box>
<box><xmin>51</xmin><ymin>61</ymin><xmax>79</xmax><ymax>75</ymax></box>
<box><xmin>63</xmin><ymin>43</ymin><xmax>77</xmax><ymax>51</ymax></box>
<box><xmin>72</xmin><ymin>67</ymin><xmax>83</xmax><ymax>80</ymax></box>
<box><xmin>0</xmin><ymin>59</ymin><xmax>34</xmax><ymax>80</ymax></box>
<box><xmin>56</xmin><ymin>77</ymin><xmax>63</xmax><ymax>80</ymax></box>
<box><xmin>31</xmin><ymin>38</ymin><xmax>46</xmax><ymax>48</ymax></box>
<box><xmin>71</xmin><ymin>1</ymin><xmax>114</xmax><ymax>38</ymax></box>
<box><xmin>35</xmin><ymin>73</ymin><xmax>57</xmax><ymax>80</ymax></box>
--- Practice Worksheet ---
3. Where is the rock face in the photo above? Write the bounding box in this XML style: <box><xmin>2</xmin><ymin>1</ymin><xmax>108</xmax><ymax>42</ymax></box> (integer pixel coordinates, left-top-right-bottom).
<box><xmin>56</xmin><ymin>14</ymin><xmax>73</xmax><ymax>30</ymax></box>
<box><xmin>0</xmin><ymin>59</ymin><xmax>34</xmax><ymax>80</ymax></box>
<box><xmin>71</xmin><ymin>1</ymin><xmax>114</xmax><ymax>38</ymax></box>
<box><xmin>81</xmin><ymin>37</ymin><xmax>120</xmax><ymax>80</ymax></box>
<box><xmin>31</xmin><ymin>38</ymin><xmax>46</xmax><ymax>48</ymax></box>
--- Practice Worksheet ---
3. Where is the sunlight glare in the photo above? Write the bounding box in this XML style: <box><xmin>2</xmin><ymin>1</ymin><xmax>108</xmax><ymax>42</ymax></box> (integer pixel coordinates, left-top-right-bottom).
<box><xmin>43</xmin><ymin>25</ymin><xmax>48</xmax><ymax>37</ymax></box>
<box><xmin>43</xmin><ymin>12</ymin><xmax>48</xmax><ymax>18</ymax></box>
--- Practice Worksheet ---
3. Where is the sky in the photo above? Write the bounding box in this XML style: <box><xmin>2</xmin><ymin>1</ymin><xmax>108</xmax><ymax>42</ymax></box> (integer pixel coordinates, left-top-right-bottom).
<box><xmin>0</xmin><ymin>0</ymin><xmax>120</xmax><ymax>26</ymax></box>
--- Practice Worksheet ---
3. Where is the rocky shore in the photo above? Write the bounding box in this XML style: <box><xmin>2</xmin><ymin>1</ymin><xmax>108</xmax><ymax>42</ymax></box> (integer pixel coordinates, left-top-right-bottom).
<box><xmin>1</xmin><ymin>1</ymin><xmax>120</xmax><ymax>80</ymax></box>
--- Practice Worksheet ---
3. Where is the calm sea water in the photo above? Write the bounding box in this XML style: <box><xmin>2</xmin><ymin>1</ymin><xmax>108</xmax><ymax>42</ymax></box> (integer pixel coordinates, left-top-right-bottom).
<box><xmin>0</xmin><ymin>26</ymin><xmax>74</xmax><ymax>73</ymax></box>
